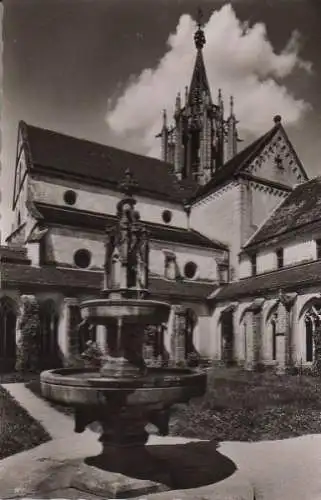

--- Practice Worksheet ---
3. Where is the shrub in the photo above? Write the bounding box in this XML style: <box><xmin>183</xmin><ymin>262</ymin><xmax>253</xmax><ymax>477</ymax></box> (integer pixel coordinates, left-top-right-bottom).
<box><xmin>15</xmin><ymin>295</ymin><xmax>41</xmax><ymax>373</ymax></box>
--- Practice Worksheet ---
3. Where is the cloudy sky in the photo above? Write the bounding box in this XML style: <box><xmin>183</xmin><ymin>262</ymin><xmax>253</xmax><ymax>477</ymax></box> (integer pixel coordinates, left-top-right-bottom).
<box><xmin>1</xmin><ymin>0</ymin><xmax>321</xmax><ymax>236</ymax></box>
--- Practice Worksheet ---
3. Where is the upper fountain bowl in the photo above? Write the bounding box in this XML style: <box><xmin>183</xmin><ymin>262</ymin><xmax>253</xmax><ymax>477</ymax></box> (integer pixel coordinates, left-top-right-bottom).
<box><xmin>80</xmin><ymin>297</ymin><xmax>171</xmax><ymax>326</ymax></box>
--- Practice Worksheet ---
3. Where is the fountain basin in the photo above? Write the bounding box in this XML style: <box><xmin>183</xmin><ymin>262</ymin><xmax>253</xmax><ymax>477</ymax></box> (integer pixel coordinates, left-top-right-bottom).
<box><xmin>80</xmin><ymin>298</ymin><xmax>171</xmax><ymax>325</ymax></box>
<box><xmin>40</xmin><ymin>367</ymin><xmax>206</xmax><ymax>410</ymax></box>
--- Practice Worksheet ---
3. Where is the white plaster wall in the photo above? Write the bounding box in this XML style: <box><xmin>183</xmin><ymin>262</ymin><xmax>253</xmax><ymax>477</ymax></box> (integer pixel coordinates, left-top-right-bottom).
<box><xmin>46</xmin><ymin>228</ymin><xmax>105</xmax><ymax>269</ymax></box>
<box><xmin>150</xmin><ymin>242</ymin><xmax>220</xmax><ymax>281</ymax></box>
<box><xmin>239</xmin><ymin>256</ymin><xmax>251</xmax><ymax>278</ymax></box>
<box><xmin>44</xmin><ymin>227</ymin><xmax>221</xmax><ymax>282</ymax></box>
<box><xmin>190</xmin><ymin>182</ymin><xmax>241</xmax><ymax>280</ymax></box>
<box><xmin>257</xmin><ymin>250</ymin><xmax>276</xmax><ymax>274</ymax></box>
<box><xmin>251</xmin><ymin>186</ymin><xmax>286</xmax><ymax>232</ymax></box>
<box><xmin>284</xmin><ymin>240</ymin><xmax>315</xmax><ymax>266</ymax></box>
<box><xmin>29</xmin><ymin>178</ymin><xmax>188</xmax><ymax>228</ymax></box>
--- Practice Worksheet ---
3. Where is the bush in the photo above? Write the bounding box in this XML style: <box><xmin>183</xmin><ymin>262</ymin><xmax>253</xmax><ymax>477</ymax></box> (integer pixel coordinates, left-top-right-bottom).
<box><xmin>16</xmin><ymin>295</ymin><xmax>41</xmax><ymax>373</ymax></box>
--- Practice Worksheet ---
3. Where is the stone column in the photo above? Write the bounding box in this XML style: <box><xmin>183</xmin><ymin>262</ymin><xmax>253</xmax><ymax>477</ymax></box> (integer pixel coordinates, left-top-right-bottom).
<box><xmin>244</xmin><ymin>300</ymin><xmax>264</xmax><ymax>371</ymax></box>
<box><xmin>173</xmin><ymin>306</ymin><xmax>186</xmax><ymax>364</ymax></box>
<box><xmin>96</xmin><ymin>325</ymin><xmax>108</xmax><ymax>353</ymax></box>
<box><xmin>61</xmin><ymin>297</ymin><xmax>80</xmax><ymax>366</ymax></box>
<box><xmin>276</xmin><ymin>292</ymin><xmax>297</xmax><ymax>373</ymax></box>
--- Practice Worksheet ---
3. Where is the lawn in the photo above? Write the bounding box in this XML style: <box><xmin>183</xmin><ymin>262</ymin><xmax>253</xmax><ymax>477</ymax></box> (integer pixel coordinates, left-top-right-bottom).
<box><xmin>0</xmin><ymin>385</ymin><xmax>51</xmax><ymax>460</ymax></box>
<box><xmin>171</xmin><ymin>366</ymin><xmax>321</xmax><ymax>441</ymax></box>
<box><xmin>25</xmin><ymin>366</ymin><xmax>321</xmax><ymax>442</ymax></box>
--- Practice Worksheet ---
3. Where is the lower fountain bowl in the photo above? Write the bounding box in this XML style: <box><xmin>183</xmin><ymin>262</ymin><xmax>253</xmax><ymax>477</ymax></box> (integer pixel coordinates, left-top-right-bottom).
<box><xmin>80</xmin><ymin>298</ymin><xmax>171</xmax><ymax>325</ymax></box>
<box><xmin>40</xmin><ymin>367</ymin><xmax>207</xmax><ymax>410</ymax></box>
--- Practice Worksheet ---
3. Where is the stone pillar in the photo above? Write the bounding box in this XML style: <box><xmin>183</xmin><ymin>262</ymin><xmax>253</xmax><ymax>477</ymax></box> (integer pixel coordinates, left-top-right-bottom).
<box><xmin>61</xmin><ymin>297</ymin><xmax>80</xmax><ymax>366</ymax></box>
<box><xmin>244</xmin><ymin>300</ymin><xmax>264</xmax><ymax>371</ymax></box>
<box><xmin>276</xmin><ymin>292</ymin><xmax>297</xmax><ymax>373</ymax></box>
<box><xmin>173</xmin><ymin>306</ymin><xmax>186</xmax><ymax>364</ymax></box>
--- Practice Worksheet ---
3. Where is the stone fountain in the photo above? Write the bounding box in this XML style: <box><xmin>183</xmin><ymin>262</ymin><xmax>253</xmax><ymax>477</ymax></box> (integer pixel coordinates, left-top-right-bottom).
<box><xmin>40</xmin><ymin>169</ymin><xmax>207</xmax><ymax>497</ymax></box>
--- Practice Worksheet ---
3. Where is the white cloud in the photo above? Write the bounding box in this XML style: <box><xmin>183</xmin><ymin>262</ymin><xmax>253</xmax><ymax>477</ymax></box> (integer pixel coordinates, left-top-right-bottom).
<box><xmin>106</xmin><ymin>3</ymin><xmax>312</xmax><ymax>158</ymax></box>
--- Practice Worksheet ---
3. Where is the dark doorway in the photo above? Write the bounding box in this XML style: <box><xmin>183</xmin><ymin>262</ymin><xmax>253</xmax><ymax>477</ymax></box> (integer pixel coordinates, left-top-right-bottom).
<box><xmin>221</xmin><ymin>309</ymin><xmax>234</xmax><ymax>365</ymax></box>
<box><xmin>0</xmin><ymin>297</ymin><xmax>17</xmax><ymax>372</ymax></box>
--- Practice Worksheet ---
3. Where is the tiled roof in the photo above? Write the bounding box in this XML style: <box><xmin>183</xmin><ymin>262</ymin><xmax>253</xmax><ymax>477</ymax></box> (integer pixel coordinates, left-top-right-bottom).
<box><xmin>33</xmin><ymin>202</ymin><xmax>228</xmax><ymax>250</ymax></box>
<box><xmin>245</xmin><ymin>177</ymin><xmax>321</xmax><ymax>248</ymax></box>
<box><xmin>213</xmin><ymin>260</ymin><xmax>321</xmax><ymax>301</ymax></box>
<box><xmin>0</xmin><ymin>262</ymin><xmax>215</xmax><ymax>299</ymax></box>
<box><xmin>190</xmin><ymin>121</ymin><xmax>307</xmax><ymax>203</ymax></box>
<box><xmin>21</xmin><ymin>121</ymin><xmax>198</xmax><ymax>204</ymax></box>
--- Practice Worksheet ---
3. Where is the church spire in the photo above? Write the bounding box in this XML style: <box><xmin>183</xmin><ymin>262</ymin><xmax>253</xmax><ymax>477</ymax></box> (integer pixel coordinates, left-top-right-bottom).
<box><xmin>188</xmin><ymin>8</ymin><xmax>212</xmax><ymax>107</ymax></box>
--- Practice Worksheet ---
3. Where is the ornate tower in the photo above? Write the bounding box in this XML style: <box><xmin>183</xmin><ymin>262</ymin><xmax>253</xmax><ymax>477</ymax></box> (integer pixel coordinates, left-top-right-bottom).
<box><xmin>158</xmin><ymin>9</ymin><xmax>240</xmax><ymax>186</ymax></box>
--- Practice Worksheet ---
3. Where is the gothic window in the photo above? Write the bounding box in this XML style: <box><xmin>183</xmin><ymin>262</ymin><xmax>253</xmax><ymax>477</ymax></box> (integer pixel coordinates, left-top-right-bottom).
<box><xmin>316</xmin><ymin>239</ymin><xmax>321</xmax><ymax>260</ymax></box>
<box><xmin>39</xmin><ymin>300</ymin><xmax>60</xmax><ymax>367</ymax></box>
<box><xmin>305</xmin><ymin>315</ymin><xmax>314</xmax><ymax>362</ymax></box>
<box><xmin>164</xmin><ymin>252</ymin><xmax>177</xmax><ymax>280</ymax></box>
<box><xmin>250</xmin><ymin>253</ymin><xmax>257</xmax><ymax>276</ymax></box>
<box><xmin>74</xmin><ymin>249</ymin><xmax>91</xmax><ymax>269</ymax></box>
<box><xmin>0</xmin><ymin>297</ymin><xmax>17</xmax><ymax>370</ymax></box>
<box><xmin>271</xmin><ymin>315</ymin><xmax>277</xmax><ymax>361</ymax></box>
<box><xmin>276</xmin><ymin>248</ymin><xmax>284</xmax><ymax>269</ymax></box>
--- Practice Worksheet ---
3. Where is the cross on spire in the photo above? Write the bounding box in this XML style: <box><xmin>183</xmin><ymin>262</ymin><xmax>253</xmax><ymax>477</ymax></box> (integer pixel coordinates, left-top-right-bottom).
<box><xmin>194</xmin><ymin>7</ymin><xmax>206</xmax><ymax>50</ymax></box>
<box><xmin>196</xmin><ymin>6</ymin><xmax>203</xmax><ymax>29</ymax></box>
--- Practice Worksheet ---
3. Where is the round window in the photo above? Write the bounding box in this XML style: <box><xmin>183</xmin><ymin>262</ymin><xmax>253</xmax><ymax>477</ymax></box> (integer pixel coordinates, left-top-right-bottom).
<box><xmin>184</xmin><ymin>261</ymin><xmax>197</xmax><ymax>279</ymax></box>
<box><xmin>162</xmin><ymin>210</ymin><xmax>172</xmax><ymax>224</ymax></box>
<box><xmin>74</xmin><ymin>249</ymin><xmax>91</xmax><ymax>269</ymax></box>
<box><xmin>64</xmin><ymin>190</ymin><xmax>77</xmax><ymax>206</ymax></box>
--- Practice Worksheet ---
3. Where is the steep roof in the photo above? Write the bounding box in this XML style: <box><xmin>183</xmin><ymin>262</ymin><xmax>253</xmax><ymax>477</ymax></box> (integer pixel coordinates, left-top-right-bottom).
<box><xmin>32</xmin><ymin>202</ymin><xmax>228</xmax><ymax>251</ymax></box>
<box><xmin>188</xmin><ymin>49</ymin><xmax>212</xmax><ymax>106</ymax></box>
<box><xmin>245</xmin><ymin>176</ymin><xmax>321</xmax><ymax>249</ymax></box>
<box><xmin>190</xmin><ymin>120</ymin><xmax>307</xmax><ymax>203</ymax></box>
<box><xmin>213</xmin><ymin>260</ymin><xmax>321</xmax><ymax>301</ymax></box>
<box><xmin>20</xmin><ymin>121</ymin><xmax>198</xmax><ymax>204</ymax></box>
<box><xmin>0</xmin><ymin>262</ymin><xmax>216</xmax><ymax>299</ymax></box>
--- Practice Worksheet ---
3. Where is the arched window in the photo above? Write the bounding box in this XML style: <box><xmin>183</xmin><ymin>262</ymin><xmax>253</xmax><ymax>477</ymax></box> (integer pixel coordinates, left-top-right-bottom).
<box><xmin>271</xmin><ymin>315</ymin><xmax>277</xmax><ymax>361</ymax></box>
<box><xmin>303</xmin><ymin>302</ymin><xmax>321</xmax><ymax>363</ymax></box>
<box><xmin>305</xmin><ymin>315</ymin><xmax>314</xmax><ymax>362</ymax></box>
<box><xmin>0</xmin><ymin>297</ymin><xmax>17</xmax><ymax>371</ymax></box>
<box><xmin>39</xmin><ymin>300</ymin><xmax>60</xmax><ymax>368</ymax></box>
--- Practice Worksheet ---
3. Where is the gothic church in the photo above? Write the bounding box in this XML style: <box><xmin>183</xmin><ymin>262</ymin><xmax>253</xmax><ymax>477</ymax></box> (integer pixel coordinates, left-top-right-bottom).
<box><xmin>0</xmin><ymin>17</ymin><xmax>320</xmax><ymax>374</ymax></box>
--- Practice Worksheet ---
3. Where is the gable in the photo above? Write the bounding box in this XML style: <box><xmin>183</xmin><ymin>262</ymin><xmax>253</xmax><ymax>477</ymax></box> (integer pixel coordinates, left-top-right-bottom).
<box><xmin>244</xmin><ymin>176</ymin><xmax>321</xmax><ymax>249</ymax></box>
<box><xmin>243</xmin><ymin>126</ymin><xmax>308</xmax><ymax>189</ymax></box>
<box><xmin>190</xmin><ymin>119</ymin><xmax>308</xmax><ymax>204</ymax></box>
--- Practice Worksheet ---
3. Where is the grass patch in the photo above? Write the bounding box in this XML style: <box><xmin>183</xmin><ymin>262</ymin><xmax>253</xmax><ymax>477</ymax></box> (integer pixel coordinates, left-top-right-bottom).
<box><xmin>0</xmin><ymin>385</ymin><xmax>51</xmax><ymax>459</ymax></box>
<box><xmin>170</xmin><ymin>367</ymin><xmax>321</xmax><ymax>441</ymax></box>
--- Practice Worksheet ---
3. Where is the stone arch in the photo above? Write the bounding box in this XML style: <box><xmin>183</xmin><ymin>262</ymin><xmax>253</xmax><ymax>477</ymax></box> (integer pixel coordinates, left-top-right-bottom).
<box><xmin>298</xmin><ymin>296</ymin><xmax>321</xmax><ymax>364</ymax></box>
<box><xmin>39</xmin><ymin>299</ymin><xmax>60</xmax><ymax>368</ymax></box>
<box><xmin>0</xmin><ymin>296</ymin><xmax>18</xmax><ymax>372</ymax></box>
<box><xmin>220</xmin><ymin>304</ymin><xmax>237</xmax><ymax>365</ymax></box>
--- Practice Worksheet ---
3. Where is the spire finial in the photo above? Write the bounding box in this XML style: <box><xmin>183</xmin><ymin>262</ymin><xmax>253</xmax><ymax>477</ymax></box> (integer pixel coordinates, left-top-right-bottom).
<box><xmin>230</xmin><ymin>95</ymin><xmax>234</xmax><ymax>116</ymax></box>
<box><xmin>194</xmin><ymin>7</ymin><xmax>206</xmax><ymax>50</ymax></box>
<box><xmin>162</xmin><ymin>109</ymin><xmax>167</xmax><ymax>127</ymax></box>
<box><xmin>196</xmin><ymin>6</ymin><xmax>203</xmax><ymax>29</ymax></box>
